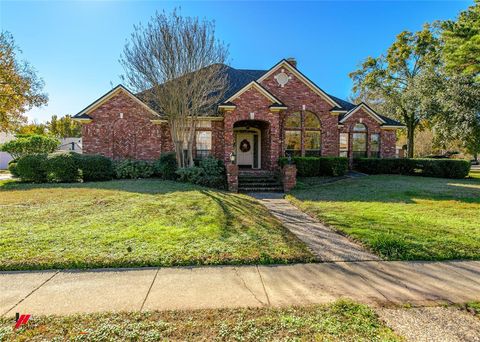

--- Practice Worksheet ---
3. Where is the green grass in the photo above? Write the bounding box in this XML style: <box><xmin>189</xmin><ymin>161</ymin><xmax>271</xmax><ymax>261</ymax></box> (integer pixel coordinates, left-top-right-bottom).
<box><xmin>0</xmin><ymin>301</ymin><xmax>400</xmax><ymax>341</ymax></box>
<box><xmin>466</xmin><ymin>302</ymin><xmax>480</xmax><ymax>316</ymax></box>
<box><xmin>287</xmin><ymin>175</ymin><xmax>480</xmax><ymax>260</ymax></box>
<box><xmin>0</xmin><ymin>179</ymin><xmax>313</xmax><ymax>270</ymax></box>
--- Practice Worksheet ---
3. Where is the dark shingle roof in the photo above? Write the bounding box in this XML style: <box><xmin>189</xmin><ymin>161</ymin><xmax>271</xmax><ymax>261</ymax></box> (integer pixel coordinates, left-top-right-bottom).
<box><xmin>222</xmin><ymin>66</ymin><xmax>267</xmax><ymax>101</ymax></box>
<box><xmin>327</xmin><ymin>94</ymin><xmax>356</xmax><ymax>111</ymax></box>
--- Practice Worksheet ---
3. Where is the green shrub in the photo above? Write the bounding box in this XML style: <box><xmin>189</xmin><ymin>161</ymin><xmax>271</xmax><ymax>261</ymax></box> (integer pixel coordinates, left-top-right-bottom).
<box><xmin>0</xmin><ymin>134</ymin><xmax>59</xmax><ymax>159</ymax></box>
<box><xmin>176</xmin><ymin>157</ymin><xmax>226</xmax><ymax>189</ymax></box>
<box><xmin>154</xmin><ymin>152</ymin><xmax>177</xmax><ymax>180</ymax></box>
<box><xmin>8</xmin><ymin>160</ymin><xmax>19</xmax><ymax>177</ymax></box>
<box><xmin>200</xmin><ymin>156</ymin><xmax>225</xmax><ymax>176</ymax></box>
<box><xmin>354</xmin><ymin>158</ymin><xmax>415</xmax><ymax>175</ymax></box>
<box><xmin>114</xmin><ymin>160</ymin><xmax>154</xmax><ymax>179</ymax></box>
<box><xmin>355</xmin><ymin>158</ymin><xmax>470</xmax><ymax>179</ymax></box>
<box><xmin>278</xmin><ymin>157</ymin><xmax>348</xmax><ymax>177</ymax></box>
<box><xmin>176</xmin><ymin>166</ymin><xmax>205</xmax><ymax>183</ymax></box>
<box><xmin>79</xmin><ymin>154</ymin><xmax>114</xmax><ymax>182</ymax></box>
<box><xmin>46</xmin><ymin>152</ymin><xmax>81</xmax><ymax>183</ymax></box>
<box><xmin>16</xmin><ymin>154</ymin><xmax>48</xmax><ymax>182</ymax></box>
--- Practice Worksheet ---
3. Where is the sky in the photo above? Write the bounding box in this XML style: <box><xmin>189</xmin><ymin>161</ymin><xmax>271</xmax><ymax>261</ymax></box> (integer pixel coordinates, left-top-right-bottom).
<box><xmin>0</xmin><ymin>0</ymin><xmax>472</xmax><ymax>123</ymax></box>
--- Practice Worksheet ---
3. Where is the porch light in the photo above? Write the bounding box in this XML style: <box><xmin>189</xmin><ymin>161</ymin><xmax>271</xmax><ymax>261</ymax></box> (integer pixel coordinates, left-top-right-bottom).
<box><xmin>230</xmin><ymin>152</ymin><xmax>236</xmax><ymax>163</ymax></box>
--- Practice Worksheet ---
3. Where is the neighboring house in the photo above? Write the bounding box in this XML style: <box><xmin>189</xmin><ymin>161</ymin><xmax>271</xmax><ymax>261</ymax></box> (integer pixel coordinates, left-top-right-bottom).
<box><xmin>0</xmin><ymin>132</ymin><xmax>14</xmax><ymax>170</ymax></box>
<box><xmin>73</xmin><ymin>58</ymin><xmax>404</xmax><ymax>170</ymax></box>
<box><xmin>59</xmin><ymin>137</ymin><xmax>82</xmax><ymax>153</ymax></box>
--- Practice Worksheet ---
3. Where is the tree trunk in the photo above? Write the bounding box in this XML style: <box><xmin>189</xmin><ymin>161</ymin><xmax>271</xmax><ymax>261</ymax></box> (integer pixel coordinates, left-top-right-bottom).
<box><xmin>174</xmin><ymin>140</ymin><xmax>184</xmax><ymax>168</ymax></box>
<box><xmin>407</xmin><ymin>123</ymin><xmax>415</xmax><ymax>158</ymax></box>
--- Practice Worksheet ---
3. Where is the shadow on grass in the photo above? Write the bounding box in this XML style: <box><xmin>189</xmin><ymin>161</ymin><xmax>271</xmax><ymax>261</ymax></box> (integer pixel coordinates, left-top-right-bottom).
<box><xmin>0</xmin><ymin>178</ymin><xmax>206</xmax><ymax>195</ymax></box>
<box><xmin>291</xmin><ymin>175</ymin><xmax>480</xmax><ymax>205</ymax></box>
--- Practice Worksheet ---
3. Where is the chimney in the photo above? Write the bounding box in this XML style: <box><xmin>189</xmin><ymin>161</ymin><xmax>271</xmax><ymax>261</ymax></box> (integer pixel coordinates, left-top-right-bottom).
<box><xmin>286</xmin><ymin>57</ymin><xmax>297</xmax><ymax>68</ymax></box>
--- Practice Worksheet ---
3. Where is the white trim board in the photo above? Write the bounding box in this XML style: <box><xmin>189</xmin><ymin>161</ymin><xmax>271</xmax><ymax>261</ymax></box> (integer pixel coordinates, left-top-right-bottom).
<box><xmin>225</xmin><ymin>81</ymin><xmax>283</xmax><ymax>104</ymax></box>
<box><xmin>339</xmin><ymin>103</ymin><xmax>386</xmax><ymax>125</ymax></box>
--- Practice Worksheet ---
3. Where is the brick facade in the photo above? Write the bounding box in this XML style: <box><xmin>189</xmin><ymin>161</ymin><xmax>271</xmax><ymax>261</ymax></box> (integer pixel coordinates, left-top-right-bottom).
<box><xmin>82</xmin><ymin>90</ymin><xmax>167</xmax><ymax>160</ymax></box>
<box><xmin>78</xmin><ymin>62</ymin><xmax>401</xmax><ymax>167</ymax></box>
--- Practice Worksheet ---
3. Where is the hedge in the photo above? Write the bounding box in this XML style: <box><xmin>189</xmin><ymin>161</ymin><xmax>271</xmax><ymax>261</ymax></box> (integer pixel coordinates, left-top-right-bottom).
<box><xmin>278</xmin><ymin>157</ymin><xmax>348</xmax><ymax>177</ymax></box>
<box><xmin>153</xmin><ymin>152</ymin><xmax>177</xmax><ymax>180</ymax></box>
<box><xmin>176</xmin><ymin>156</ymin><xmax>226</xmax><ymax>189</ymax></box>
<box><xmin>79</xmin><ymin>154</ymin><xmax>114</xmax><ymax>182</ymax></box>
<box><xmin>354</xmin><ymin>158</ymin><xmax>471</xmax><ymax>179</ymax></box>
<box><xmin>14</xmin><ymin>153</ymin><xmax>114</xmax><ymax>183</ymax></box>
<box><xmin>46</xmin><ymin>152</ymin><xmax>81</xmax><ymax>183</ymax></box>
<box><xmin>114</xmin><ymin>160</ymin><xmax>155</xmax><ymax>179</ymax></box>
<box><xmin>16</xmin><ymin>154</ymin><xmax>48</xmax><ymax>183</ymax></box>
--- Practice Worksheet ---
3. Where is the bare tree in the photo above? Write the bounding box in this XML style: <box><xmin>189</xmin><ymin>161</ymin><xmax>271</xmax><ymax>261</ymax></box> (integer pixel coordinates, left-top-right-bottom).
<box><xmin>120</xmin><ymin>9</ymin><xmax>228</xmax><ymax>167</ymax></box>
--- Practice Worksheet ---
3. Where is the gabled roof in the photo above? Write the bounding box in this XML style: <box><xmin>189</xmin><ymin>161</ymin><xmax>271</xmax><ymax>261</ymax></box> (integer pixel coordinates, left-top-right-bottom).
<box><xmin>73</xmin><ymin>84</ymin><xmax>160</xmax><ymax>119</ymax></box>
<box><xmin>257</xmin><ymin>59</ymin><xmax>342</xmax><ymax>108</ymax></box>
<box><xmin>338</xmin><ymin>102</ymin><xmax>404</xmax><ymax>127</ymax></box>
<box><xmin>224</xmin><ymin>81</ymin><xmax>285</xmax><ymax>105</ymax></box>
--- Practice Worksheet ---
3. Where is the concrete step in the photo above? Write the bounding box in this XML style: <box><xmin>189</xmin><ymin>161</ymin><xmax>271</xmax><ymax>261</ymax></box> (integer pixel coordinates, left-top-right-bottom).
<box><xmin>239</xmin><ymin>178</ymin><xmax>280</xmax><ymax>183</ymax></box>
<box><xmin>239</xmin><ymin>182</ymin><xmax>282</xmax><ymax>187</ymax></box>
<box><xmin>239</xmin><ymin>186</ymin><xmax>284</xmax><ymax>192</ymax></box>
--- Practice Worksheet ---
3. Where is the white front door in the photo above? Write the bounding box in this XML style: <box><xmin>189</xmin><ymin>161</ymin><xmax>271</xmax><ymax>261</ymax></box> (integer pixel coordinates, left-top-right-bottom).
<box><xmin>236</xmin><ymin>132</ymin><xmax>254</xmax><ymax>167</ymax></box>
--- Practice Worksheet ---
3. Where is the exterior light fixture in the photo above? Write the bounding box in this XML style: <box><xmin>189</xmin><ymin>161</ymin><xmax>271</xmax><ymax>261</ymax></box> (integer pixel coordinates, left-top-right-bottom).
<box><xmin>229</xmin><ymin>152</ymin><xmax>236</xmax><ymax>163</ymax></box>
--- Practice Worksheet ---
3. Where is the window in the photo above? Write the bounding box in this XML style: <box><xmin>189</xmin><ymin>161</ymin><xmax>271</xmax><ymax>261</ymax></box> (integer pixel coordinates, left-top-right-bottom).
<box><xmin>352</xmin><ymin>123</ymin><xmax>367</xmax><ymax>158</ymax></box>
<box><xmin>304</xmin><ymin>112</ymin><xmax>321</xmax><ymax>129</ymax></box>
<box><xmin>196</xmin><ymin>120</ymin><xmax>212</xmax><ymax>128</ymax></box>
<box><xmin>370</xmin><ymin>133</ymin><xmax>380</xmax><ymax>158</ymax></box>
<box><xmin>284</xmin><ymin>111</ymin><xmax>321</xmax><ymax>156</ymax></box>
<box><xmin>285</xmin><ymin>112</ymin><xmax>301</xmax><ymax>128</ymax></box>
<box><xmin>305</xmin><ymin>131</ymin><xmax>321</xmax><ymax>156</ymax></box>
<box><xmin>339</xmin><ymin>133</ymin><xmax>349</xmax><ymax>157</ymax></box>
<box><xmin>195</xmin><ymin>131</ymin><xmax>212</xmax><ymax>160</ymax></box>
<box><xmin>285</xmin><ymin>131</ymin><xmax>301</xmax><ymax>156</ymax></box>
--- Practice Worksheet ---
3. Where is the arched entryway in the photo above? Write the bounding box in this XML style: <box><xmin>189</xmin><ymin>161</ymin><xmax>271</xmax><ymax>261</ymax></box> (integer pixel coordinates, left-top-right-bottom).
<box><xmin>233</xmin><ymin>120</ymin><xmax>270</xmax><ymax>169</ymax></box>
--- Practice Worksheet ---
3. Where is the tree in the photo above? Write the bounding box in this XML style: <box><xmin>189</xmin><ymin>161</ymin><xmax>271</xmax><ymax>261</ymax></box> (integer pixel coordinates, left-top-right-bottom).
<box><xmin>120</xmin><ymin>10</ymin><xmax>228</xmax><ymax>167</ymax></box>
<box><xmin>46</xmin><ymin>115</ymin><xmax>81</xmax><ymax>138</ymax></box>
<box><xmin>441</xmin><ymin>0</ymin><xmax>480</xmax><ymax>81</ymax></box>
<box><xmin>432</xmin><ymin>75</ymin><xmax>480</xmax><ymax>161</ymax></box>
<box><xmin>349</xmin><ymin>25</ymin><xmax>442</xmax><ymax>157</ymax></box>
<box><xmin>0</xmin><ymin>31</ymin><xmax>48</xmax><ymax>132</ymax></box>
<box><xmin>0</xmin><ymin>134</ymin><xmax>59</xmax><ymax>160</ymax></box>
<box><xmin>16</xmin><ymin>120</ymin><xmax>47</xmax><ymax>135</ymax></box>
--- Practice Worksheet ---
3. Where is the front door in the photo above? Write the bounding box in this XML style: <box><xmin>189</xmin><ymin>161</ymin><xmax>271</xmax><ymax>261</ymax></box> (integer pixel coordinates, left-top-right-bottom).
<box><xmin>236</xmin><ymin>132</ymin><xmax>254</xmax><ymax>167</ymax></box>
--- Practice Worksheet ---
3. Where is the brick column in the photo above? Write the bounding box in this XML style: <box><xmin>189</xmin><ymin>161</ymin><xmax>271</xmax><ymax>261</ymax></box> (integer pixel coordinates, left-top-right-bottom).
<box><xmin>226</xmin><ymin>163</ymin><xmax>239</xmax><ymax>193</ymax></box>
<box><xmin>282</xmin><ymin>164</ymin><xmax>297</xmax><ymax>192</ymax></box>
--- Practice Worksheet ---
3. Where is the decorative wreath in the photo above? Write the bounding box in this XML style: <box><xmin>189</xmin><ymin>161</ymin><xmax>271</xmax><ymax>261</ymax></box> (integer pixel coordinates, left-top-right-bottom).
<box><xmin>239</xmin><ymin>139</ymin><xmax>251</xmax><ymax>153</ymax></box>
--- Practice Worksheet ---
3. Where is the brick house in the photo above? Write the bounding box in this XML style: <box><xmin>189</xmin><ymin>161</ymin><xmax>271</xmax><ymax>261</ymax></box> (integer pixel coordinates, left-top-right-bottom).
<box><xmin>73</xmin><ymin>59</ymin><xmax>404</xmax><ymax>171</ymax></box>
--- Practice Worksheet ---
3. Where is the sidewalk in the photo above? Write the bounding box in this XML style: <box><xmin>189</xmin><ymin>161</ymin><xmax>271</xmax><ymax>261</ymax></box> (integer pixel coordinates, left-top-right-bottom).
<box><xmin>2</xmin><ymin>260</ymin><xmax>479</xmax><ymax>316</ymax></box>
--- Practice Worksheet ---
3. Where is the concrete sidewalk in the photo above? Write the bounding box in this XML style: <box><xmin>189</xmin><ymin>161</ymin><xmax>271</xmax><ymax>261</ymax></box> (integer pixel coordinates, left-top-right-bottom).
<box><xmin>2</xmin><ymin>260</ymin><xmax>479</xmax><ymax>316</ymax></box>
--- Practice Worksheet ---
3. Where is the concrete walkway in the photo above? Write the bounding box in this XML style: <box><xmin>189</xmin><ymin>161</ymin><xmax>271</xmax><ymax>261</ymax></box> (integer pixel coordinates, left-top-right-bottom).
<box><xmin>0</xmin><ymin>173</ymin><xmax>12</xmax><ymax>181</ymax></box>
<box><xmin>251</xmin><ymin>193</ymin><xmax>379</xmax><ymax>262</ymax></box>
<box><xmin>1</xmin><ymin>261</ymin><xmax>479</xmax><ymax>316</ymax></box>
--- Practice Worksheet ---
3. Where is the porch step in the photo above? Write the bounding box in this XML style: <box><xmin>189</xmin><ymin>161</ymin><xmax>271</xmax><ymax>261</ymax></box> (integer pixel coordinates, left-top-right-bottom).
<box><xmin>239</xmin><ymin>186</ymin><xmax>284</xmax><ymax>193</ymax></box>
<box><xmin>238</xmin><ymin>171</ymin><xmax>283</xmax><ymax>192</ymax></box>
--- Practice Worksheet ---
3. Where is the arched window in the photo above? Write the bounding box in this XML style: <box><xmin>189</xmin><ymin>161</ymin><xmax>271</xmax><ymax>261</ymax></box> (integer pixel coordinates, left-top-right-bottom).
<box><xmin>284</xmin><ymin>112</ymin><xmax>301</xmax><ymax>157</ymax></box>
<box><xmin>284</xmin><ymin>111</ymin><xmax>321</xmax><ymax>157</ymax></box>
<box><xmin>352</xmin><ymin>123</ymin><xmax>367</xmax><ymax>158</ymax></box>
<box><xmin>304</xmin><ymin>112</ymin><xmax>321</xmax><ymax>156</ymax></box>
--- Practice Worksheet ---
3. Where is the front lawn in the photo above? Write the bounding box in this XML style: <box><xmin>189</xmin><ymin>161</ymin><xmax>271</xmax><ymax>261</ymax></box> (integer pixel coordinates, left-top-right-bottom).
<box><xmin>0</xmin><ymin>179</ymin><xmax>313</xmax><ymax>270</ymax></box>
<box><xmin>0</xmin><ymin>301</ymin><xmax>400</xmax><ymax>341</ymax></box>
<box><xmin>288</xmin><ymin>175</ymin><xmax>480</xmax><ymax>260</ymax></box>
